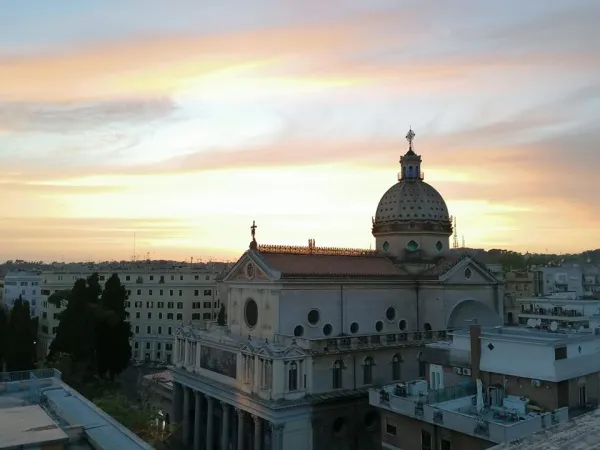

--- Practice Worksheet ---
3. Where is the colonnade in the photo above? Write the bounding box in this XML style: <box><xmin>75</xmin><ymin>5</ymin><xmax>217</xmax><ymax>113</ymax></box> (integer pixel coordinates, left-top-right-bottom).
<box><xmin>173</xmin><ymin>382</ymin><xmax>284</xmax><ymax>450</ymax></box>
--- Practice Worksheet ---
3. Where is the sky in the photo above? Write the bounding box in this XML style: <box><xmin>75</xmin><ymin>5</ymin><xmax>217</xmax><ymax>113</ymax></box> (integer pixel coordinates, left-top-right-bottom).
<box><xmin>1</xmin><ymin>0</ymin><xmax>599</xmax><ymax>262</ymax></box>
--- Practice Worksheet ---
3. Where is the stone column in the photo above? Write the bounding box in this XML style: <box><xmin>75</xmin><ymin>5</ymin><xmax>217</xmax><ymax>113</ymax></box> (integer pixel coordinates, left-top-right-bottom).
<box><xmin>206</xmin><ymin>396</ymin><xmax>214</xmax><ymax>450</ymax></box>
<box><xmin>182</xmin><ymin>387</ymin><xmax>191</xmax><ymax>445</ymax></box>
<box><xmin>221</xmin><ymin>402</ymin><xmax>231</xmax><ymax>450</ymax></box>
<box><xmin>236</xmin><ymin>409</ymin><xmax>245</xmax><ymax>450</ymax></box>
<box><xmin>194</xmin><ymin>391</ymin><xmax>202</xmax><ymax>450</ymax></box>
<box><xmin>172</xmin><ymin>382</ymin><xmax>183</xmax><ymax>424</ymax></box>
<box><xmin>270</xmin><ymin>423</ymin><xmax>285</xmax><ymax>450</ymax></box>
<box><xmin>253</xmin><ymin>415</ymin><xmax>262</xmax><ymax>450</ymax></box>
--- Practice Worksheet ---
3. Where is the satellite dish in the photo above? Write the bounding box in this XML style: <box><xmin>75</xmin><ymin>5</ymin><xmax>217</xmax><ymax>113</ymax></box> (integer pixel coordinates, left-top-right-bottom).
<box><xmin>550</xmin><ymin>321</ymin><xmax>558</xmax><ymax>332</ymax></box>
<box><xmin>527</xmin><ymin>319</ymin><xmax>535</xmax><ymax>328</ymax></box>
<box><xmin>536</xmin><ymin>319</ymin><xmax>542</xmax><ymax>327</ymax></box>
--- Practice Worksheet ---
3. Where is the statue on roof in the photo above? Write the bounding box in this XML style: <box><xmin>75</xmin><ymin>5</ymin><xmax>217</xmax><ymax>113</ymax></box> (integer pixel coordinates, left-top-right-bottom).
<box><xmin>249</xmin><ymin>220</ymin><xmax>258</xmax><ymax>250</ymax></box>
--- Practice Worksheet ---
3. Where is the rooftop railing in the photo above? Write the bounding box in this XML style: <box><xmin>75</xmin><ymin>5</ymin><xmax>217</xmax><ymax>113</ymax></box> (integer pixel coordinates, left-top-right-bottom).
<box><xmin>0</xmin><ymin>368</ymin><xmax>62</xmax><ymax>383</ymax></box>
<box><xmin>274</xmin><ymin>330</ymin><xmax>451</xmax><ymax>354</ymax></box>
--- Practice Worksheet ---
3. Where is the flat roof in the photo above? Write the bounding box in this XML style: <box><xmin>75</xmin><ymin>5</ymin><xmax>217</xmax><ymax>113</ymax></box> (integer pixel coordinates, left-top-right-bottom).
<box><xmin>0</xmin><ymin>405</ymin><xmax>68</xmax><ymax>449</ymax></box>
<box><xmin>452</xmin><ymin>326</ymin><xmax>599</xmax><ymax>346</ymax></box>
<box><xmin>491</xmin><ymin>408</ymin><xmax>600</xmax><ymax>449</ymax></box>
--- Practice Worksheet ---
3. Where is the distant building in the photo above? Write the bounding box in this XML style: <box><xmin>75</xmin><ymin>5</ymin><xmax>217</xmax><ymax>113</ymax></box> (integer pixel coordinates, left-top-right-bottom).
<box><xmin>0</xmin><ymin>368</ymin><xmax>153</xmax><ymax>450</ymax></box>
<box><xmin>370</xmin><ymin>325</ymin><xmax>600</xmax><ymax>449</ymax></box>
<box><xmin>516</xmin><ymin>295</ymin><xmax>600</xmax><ymax>331</ymax></box>
<box><xmin>37</xmin><ymin>263</ymin><xmax>230</xmax><ymax>361</ymax></box>
<box><xmin>2</xmin><ymin>271</ymin><xmax>42</xmax><ymax>316</ymax></box>
<box><xmin>503</xmin><ymin>270</ymin><xmax>534</xmax><ymax>325</ymax></box>
<box><xmin>533</xmin><ymin>266</ymin><xmax>583</xmax><ymax>297</ymax></box>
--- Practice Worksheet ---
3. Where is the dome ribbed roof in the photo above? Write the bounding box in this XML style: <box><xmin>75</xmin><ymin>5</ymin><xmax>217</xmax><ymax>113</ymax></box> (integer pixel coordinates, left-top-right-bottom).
<box><xmin>374</xmin><ymin>180</ymin><xmax>450</xmax><ymax>223</ymax></box>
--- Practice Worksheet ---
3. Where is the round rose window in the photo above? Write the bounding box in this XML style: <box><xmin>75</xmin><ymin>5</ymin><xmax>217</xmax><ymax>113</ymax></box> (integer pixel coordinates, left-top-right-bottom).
<box><xmin>245</xmin><ymin>299</ymin><xmax>258</xmax><ymax>328</ymax></box>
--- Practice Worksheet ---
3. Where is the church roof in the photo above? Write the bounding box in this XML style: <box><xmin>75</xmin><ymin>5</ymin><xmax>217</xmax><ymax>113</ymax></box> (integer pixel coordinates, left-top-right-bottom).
<box><xmin>256</xmin><ymin>250</ymin><xmax>408</xmax><ymax>278</ymax></box>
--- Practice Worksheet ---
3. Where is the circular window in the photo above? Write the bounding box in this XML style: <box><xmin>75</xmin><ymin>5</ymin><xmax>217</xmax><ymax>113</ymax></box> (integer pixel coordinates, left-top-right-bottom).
<box><xmin>307</xmin><ymin>309</ymin><xmax>320</xmax><ymax>326</ymax></box>
<box><xmin>323</xmin><ymin>323</ymin><xmax>333</xmax><ymax>336</ymax></box>
<box><xmin>464</xmin><ymin>268</ymin><xmax>472</xmax><ymax>279</ymax></box>
<box><xmin>436</xmin><ymin>241</ymin><xmax>443</xmax><ymax>252</ymax></box>
<box><xmin>364</xmin><ymin>411</ymin><xmax>377</xmax><ymax>430</ymax></box>
<box><xmin>244</xmin><ymin>299</ymin><xmax>258</xmax><ymax>328</ymax></box>
<box><xmin>375</xmin><ymin>320</ymin><xmax>383</xmax><ymax>332</ymax></box>
<box><xmin>407</xmin><ymin>240</ymin><xmax>419</xmax><ymax>251</ymax></box>
<box><xmin>424</xmin><ymin>322</ymin><xmax>432</xmax><ymax>331</ymax></box>
<box><xmin>294</xmin><ymin>325</ymin><xmax>304</xmax><ymax>337</ymax></box>
<box><xmin>382</xmin><ymin>241</ymin><xmax>390</xmax><ymax>253</ymax></box>
<box><xmin>350</xmin><ymin>322</ymin><xmax>360</xmax><ymax>334</ymax></box>
<box><xmin>399</xmin><ymin>319</ymin><xmax>407</xmax><ymax>331</ymax></box>
<box><xmin>245</xmin><ymin>262</ymin><xmax>255</xmax><ymax>279</ymax></box>
<box><xmin>385</xmin><ymin>306</ymin><xmax>396</xmax><ymax>321</ymax></box>
<box><xmin>333</xmin><ymin>417</ymin><xmax>346</xmax><ymax>435</ymax></box>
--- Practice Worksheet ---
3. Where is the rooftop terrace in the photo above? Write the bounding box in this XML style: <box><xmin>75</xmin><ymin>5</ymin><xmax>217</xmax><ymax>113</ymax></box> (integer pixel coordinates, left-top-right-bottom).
<box><xmin>370</xmin><ymin>380</ymin><xmax>569</xmax><ymax>445</ymax></box>
<box><xmin>0</xmin><ymin>369</ymin><xmax>154</xmax><ymax>450</ymax></box>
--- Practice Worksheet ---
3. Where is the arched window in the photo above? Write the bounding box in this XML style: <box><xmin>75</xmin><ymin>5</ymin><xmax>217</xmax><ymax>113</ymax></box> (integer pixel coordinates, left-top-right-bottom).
<box><xmin>392</xmin><ymin>354</ymin><xmax>403</xmax><ymax>381</ymax></box>
<box><xmin>408</xmin><ymin>166</ymin><xmax>414</xmax><ymax>177</ymax></box>
<box><xmin>288</xmin><ymin>361</ymin><xmax>298</xmax><ymax>392</ymax></box>
<box><xmin>333</xmin><ymin>360</ymin><xmax>343</xmax><ymax>389</ymax></box>
<box><xmin>363</xmin><ymin>357</ymin><xmax>375</xmax><ymax>385</ymax></box>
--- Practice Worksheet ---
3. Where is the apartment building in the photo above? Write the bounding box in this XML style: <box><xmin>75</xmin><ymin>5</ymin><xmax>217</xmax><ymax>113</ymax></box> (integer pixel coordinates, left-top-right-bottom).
<box><xmin>370</xmin><ymin>325</ymin><xmax>600</xmax><ymax>450</ymax></box>
<box><xmin>1</xmin><ymin>270</ymin><xmax>42</xmax><ymax>316</ymax></box>
<box><xmin>516</xmin><ymin>294</ymin><xmax>600</xmax><ymax>331</ymax></box>
<box><xmin>37</xmin><ymin>263</ymin><xmax>229</xmax><ymax>363</ymax></box>
<box><xmin>533</xmin><ymin>266</ymin><xmax>584</xmax><ymax>297</ymax></box>
<box><xmin>503</xmin><ymin>270</ymin><xmax>534</xmax><ymax>325</ymax></box>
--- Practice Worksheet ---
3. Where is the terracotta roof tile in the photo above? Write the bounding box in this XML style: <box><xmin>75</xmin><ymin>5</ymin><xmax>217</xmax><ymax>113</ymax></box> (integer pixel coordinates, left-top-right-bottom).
<box><xmin>257</xmin><ymin>252</ymin><xmax>407</xmax><ymax>278</ymax></box>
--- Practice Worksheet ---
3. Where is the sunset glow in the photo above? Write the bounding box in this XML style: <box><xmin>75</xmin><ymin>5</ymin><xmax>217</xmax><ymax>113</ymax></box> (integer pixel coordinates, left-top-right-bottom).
<box><xmin>1</xmin><ymin>0</ymin><xmax>599</xmax><ymax>261</ymax></box>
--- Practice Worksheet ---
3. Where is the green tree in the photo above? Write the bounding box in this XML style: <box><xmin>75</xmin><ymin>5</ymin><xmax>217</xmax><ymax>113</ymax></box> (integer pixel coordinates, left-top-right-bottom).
<box><xmin>47</xmin><ymin>272</ymin><xmax>132</xmax><ymax>381</ymax></box>
<box><xmin>5</xmin><ymin>297</ymin><xmax>37</xmax><ymax>371</ymax></box>
<box><xmin>0</xmin><ymin>305</ymin><xmax>8</xmax><ymax>370</ymax></box>
<box><xmin>96</xmin><ymin>274</ymin><xmax>132</xmax><ymax>380</ymax></box>
<box><xmin>93</xmin><ymin>393</ymin><xmax>174</xmax><ymax>449</ymax></box>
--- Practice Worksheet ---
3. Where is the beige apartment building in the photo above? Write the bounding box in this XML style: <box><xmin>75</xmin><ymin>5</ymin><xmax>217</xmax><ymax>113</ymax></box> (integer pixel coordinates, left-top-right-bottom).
<box><xmin>37</xmin><ymin>263</ymin><xmax>229</xmax><ymax>363</ymax></box>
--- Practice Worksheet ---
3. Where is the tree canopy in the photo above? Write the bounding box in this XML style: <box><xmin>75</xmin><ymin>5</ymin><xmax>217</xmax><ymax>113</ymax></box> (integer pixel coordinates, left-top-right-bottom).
<box><xmin>0</xmin><ymin>297</ymin><xmax>37</xmax><ymax>372</ymax></box>
<box><xmin>47</xmin><ymin>273</ymin><xmax>132</xmax><ymax>381</ymax></box>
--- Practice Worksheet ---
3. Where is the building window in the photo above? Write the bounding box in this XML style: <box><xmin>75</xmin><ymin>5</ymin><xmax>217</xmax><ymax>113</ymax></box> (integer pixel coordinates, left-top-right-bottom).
<box><xmin>167</xmin><ymin>313</ymin><xmax>174</xmax><ymax>320</ymax></box>
<box><xmin>146</xmin><ymin>326</ymin><xmax>151</xmax><ymax>334</ymax></box>
<box><xmin>203</xmin><ymin>313</ymin><xmax>211</xmax><ymax>320</ymax></box>
<box><xmin>177</xmin><ymin>302</ymin><xmax>183</xmax><ymax>309</ymax></box>
<box><xmin>146</xmin><ymin>342</ymin><xmax>151</xmax><ymax>350</ymax></box>
<box><xmin>158</xmin><ymin>301</ymin><xmax>164</xmax><ymax>308</ymax></box>
<box><xmin>126</xmin><ymin>275</ymin><xmax>131</xmax><ymax>281</ymax></box>
<box><xmin>176</xmin><ymin>313</ymin><xmax>183</xmax><ymax>321</ymax></box>
<box><xmin>168</xmin><ymin>327</ymin><xmax>172</xmax><ymax>335</ymax></box>
<box><xmin>147</xmin><ymin>312</ymin><xmax>152</xmax><ymax>319</ymax></box>
<box><xmin>168</xmin><ymin>302</ymin><xmax>174</xmax><ymax>309</ymax></box>
<box><xmin>178</xmin><ymin>290</ymin><xmax>183</xmax><ymax>296</ymax></box>
<box><xmin>149</xmin><ymin>289</ymin><xmax>153</xmax><ymax>296</ymax></box>
<box><xmin>169</xmin><ymin>290</ymin><xmax>174</xmax><ymax>296</ymax></box>
<box><xmin>385</xmin><ymin>418</ymin><xmax>397</xmax><ymax>436</ymax></box>
<box><xmin>137</xmin><ymin>289</ymin><xmax>141</xmax><ymax>295</ymax></box>
<box><xmin>288</xmin><ymin>361</ymin><xmax>298</xmax><ymax>391</ymax></box>
<box><xmin>407</xmin><ymin>240</ymin><xmax>419</xmax><ymax>251</ymax></box>
<box><xmin>392</xmin><ymin>354</ymin><xmax>402</xmax><ymax>380</ymax></box>
<box><xmin>146</xmin><ymin>301</ymin><xmax>154</xmax><ymax>308</ymax></box>
<box><xmin>333</xmin><ymin>360</ymin><xmax>343</xmax><ymax>389</ymax></box>
<box><xmin>135</xmin><ymin>326</ymin><xmax>139</xmax><ymax>333</ymax></box>
<box><xmin>136</xmin><ymin>312</ymin><xmax>140</xmax><ymax>319</ymax></box>
<box><xmin>350</xmin><ymin>322</ymin><xmax>359</xmax><ymax>334</ymax></box>
<box><xmin>159</xmin><ymin>290</ymin><xmax>163</xmax><ymax>296</ymax></box>
<box><xmin>194</xmin><ymin>290</ymin><xmax>199</xmax><ymax>296</ymax></box>
<box><xmin>149</xmin><ymin>275</ymin><xmax>154</xmax><ymax>281</ymax></box>
<box><xmin>158</xmin><ymin>326</ymin><xmax>162</xmax><ymax>334</ymax></box>
<box><xmin>204</xmin><ymin>289</ymin><xmax>212</xmax><ymax>296</ymax></box>
<box><xmin>192</xmin><ymin>313</ymin><xmax>200</xmax><ymax>320</ymax></box>
<box><xmin>421</xmin><ymin>430</ymin><xmax>432</xmax><ymax>450</ymax></box>
<box><xmin>363</xmin><ymin>357</ymin><xmax>374</xmax><ymax>384</ymax></box>
<box><xmin>555</xmin><ymin>347</ymin><xmax>567</xmax><ymax>360</ymax></box>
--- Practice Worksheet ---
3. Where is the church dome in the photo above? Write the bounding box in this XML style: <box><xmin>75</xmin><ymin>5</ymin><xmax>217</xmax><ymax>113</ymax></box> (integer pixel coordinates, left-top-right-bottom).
<box><xmin>374</xmin><ymin>181</ymin><xmax>450</xmax><ymax>223</ymax></box>
<box><xmin>372</xmin><ymin>128</ymin><xmax>452</xmax><ymax>240</ymax></box>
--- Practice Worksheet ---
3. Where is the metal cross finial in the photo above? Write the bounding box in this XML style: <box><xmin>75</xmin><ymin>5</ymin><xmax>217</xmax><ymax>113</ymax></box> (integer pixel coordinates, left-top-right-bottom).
<box><xmin>250</xmin><ymin>220</ymin><xmax>257</xmax><ymax>239</ymax></box>
<box><xmin>406</xmin><ymin>128</ymin><xmax>415</xmax><ymax>148</ymax></box>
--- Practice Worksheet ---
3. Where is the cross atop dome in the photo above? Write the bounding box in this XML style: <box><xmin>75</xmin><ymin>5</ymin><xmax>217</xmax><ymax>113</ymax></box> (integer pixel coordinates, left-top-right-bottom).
<box><xmin>406</xmin><ymin>128</ymin><xmax>415</xmax><ymax>149</ymax></box>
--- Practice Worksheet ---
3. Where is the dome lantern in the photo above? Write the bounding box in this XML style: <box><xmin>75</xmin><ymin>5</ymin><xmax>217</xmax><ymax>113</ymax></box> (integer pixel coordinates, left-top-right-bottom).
<box><xmin>398</xmin><ymin>128</ymin><xmax>424</xmax><ymax>182</ymax></box>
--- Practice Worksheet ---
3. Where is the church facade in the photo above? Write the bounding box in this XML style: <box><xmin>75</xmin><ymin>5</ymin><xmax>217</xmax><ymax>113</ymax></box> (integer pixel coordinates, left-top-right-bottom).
<box><xmin>171</xmin><ymin>130</ymin><xmax>504</xmax><ymax>450</ymax></box>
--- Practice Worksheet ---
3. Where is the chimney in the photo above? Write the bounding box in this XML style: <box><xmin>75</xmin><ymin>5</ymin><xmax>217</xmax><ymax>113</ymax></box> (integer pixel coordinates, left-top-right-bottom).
<box><xmin>470</xmin><ymin>324</ymin><xmax>482</xmax><ymax>381</ymax></box>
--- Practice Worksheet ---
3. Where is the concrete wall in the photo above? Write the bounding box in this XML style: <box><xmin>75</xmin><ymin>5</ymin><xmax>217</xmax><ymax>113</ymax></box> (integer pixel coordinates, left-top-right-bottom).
<box><xmin>312</xmin><ymin>398</ymin><xmax>380</xmax><ymax>450</ymax></box>
<box><xmin>381</xmin><ymin>410</ymin><xmax>495</xmax><ymax>450</ymax></box>
<box><xmin>282</xmin><ymin>418</ymin><xmax>313</xmax><ymax>450</ymax></box>
<box><xmin>311</xmin><ymin>348</ymin><xmax>422</xmax><ymax>395</ymax></box>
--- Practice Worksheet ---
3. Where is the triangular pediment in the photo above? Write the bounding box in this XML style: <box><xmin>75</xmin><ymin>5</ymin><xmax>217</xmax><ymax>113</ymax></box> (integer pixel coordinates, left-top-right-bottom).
<box><xmin>283</xmin><ymin>343</ymin><xmax>307</xmax><ymax>358</ymax></box>
<box><xmin>222</xmin><ymin>251</ymin><xmax>278</xmax><ymax>283</ymax></box>
<box><xmin>240</xmin><ymin>340</ymin><xmax>257</xmax><ymax>354</ymax></box>
<box><xmin>440</xmin><ymin>257</ymin><xmax>499</xmax><ymax>284</ymax></box>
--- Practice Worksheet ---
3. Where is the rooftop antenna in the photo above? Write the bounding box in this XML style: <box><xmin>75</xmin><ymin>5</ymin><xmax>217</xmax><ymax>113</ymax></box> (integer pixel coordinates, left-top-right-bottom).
<box><xmin>462</xmin><ymin>235</ymin><xmax>465</xmax><ymax>249</ymax></box>
<box><xmin>452</xmin><ymin>216</ymin><xmax>459</xmax><ymax>249</ymax></box>
<box><xmin>133</xmin><ymin>232</ymin><xmax>137</xmax><ymax>262</ymax></box>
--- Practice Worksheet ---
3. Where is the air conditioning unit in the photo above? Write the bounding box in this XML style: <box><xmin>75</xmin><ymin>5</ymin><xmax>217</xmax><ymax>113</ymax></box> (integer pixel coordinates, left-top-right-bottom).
<box><xmin>531</xmin><ymin>379</ymin><xmax>542</xmax><ymax>387</ymax></box>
